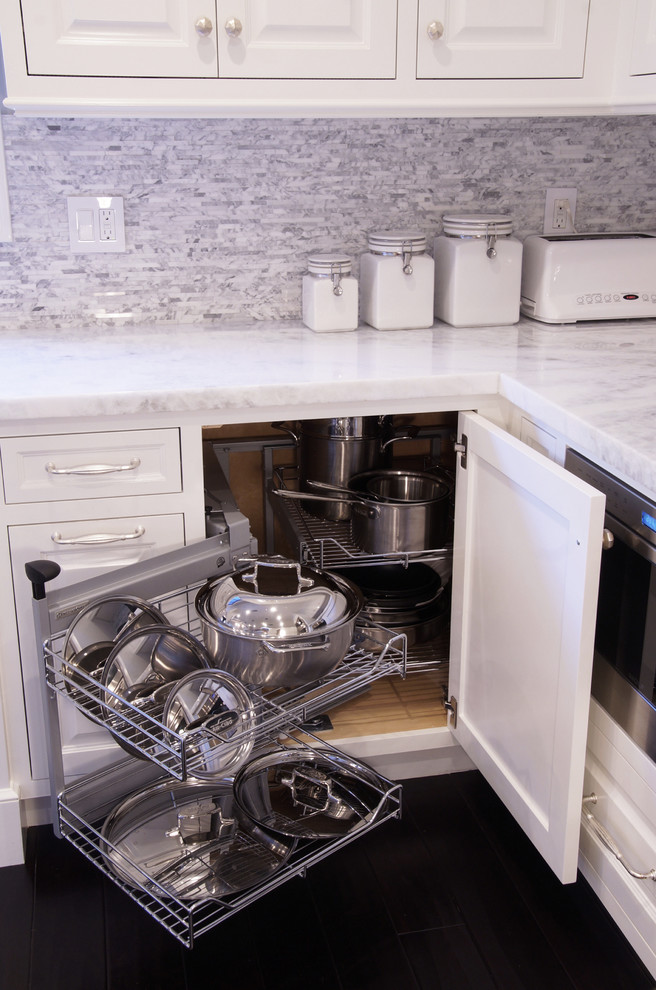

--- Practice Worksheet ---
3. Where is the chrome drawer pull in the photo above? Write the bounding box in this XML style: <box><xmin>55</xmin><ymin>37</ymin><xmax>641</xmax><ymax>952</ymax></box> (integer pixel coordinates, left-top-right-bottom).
<box><xmin>45</xmin><ymin>457</ymin><xmax>141</xmax><ymax>476</ymax></box>
<box><xmin>51</xmin><ymin>526</ymin><xmax>146</xmax><ymax>546</ymax></box>
<box><xmin>582</xmin><ymin>794</ymin><xmax>656</xmax><ymax>881</ymax></box>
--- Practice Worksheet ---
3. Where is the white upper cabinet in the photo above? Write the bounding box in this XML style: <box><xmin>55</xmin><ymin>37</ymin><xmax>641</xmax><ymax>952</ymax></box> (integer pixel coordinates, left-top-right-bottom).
<box><xmin>628</xmin><ymin>0</ymin><xmax>656</xmax><ymax>74</ymax></box>
<box><xmin>416</xmin><ymin>0</ymin><xmax>590</xmax><ymax>79</ymax></box>
<box><xmin>2</xmin><ymin>0</ymin><xmax>656</xmax><ymax>114</ymax></box>
<box><xmin>19</xmin><ymin>0</ymin><xmax>220</xmax><ymax>77</ymax></box>
<box><xmin>216</xmin><ymin>1</ymin><xmax>397</xmax><ymax>79</ymax></box>
<box><xmin>450</xmin><ymin>412</ymin><xmax>604</xmax><ymax>882</ymax></box>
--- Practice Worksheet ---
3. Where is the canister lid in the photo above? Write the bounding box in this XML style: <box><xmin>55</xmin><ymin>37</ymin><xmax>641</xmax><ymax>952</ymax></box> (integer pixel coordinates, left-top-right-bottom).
<box><xmin>442</xmin><ymin>214</ymin><xmax>513</xmax><ymax>237</ymax></box>
<box><xmin>367</xmin><ymin>231</ymin><xmax>427</xmax><ymax>253</ymax></box>
<box><xmin>307</xmin><ymin>254</ymin><xmax>352</xmax><ymax>275</ymax></box>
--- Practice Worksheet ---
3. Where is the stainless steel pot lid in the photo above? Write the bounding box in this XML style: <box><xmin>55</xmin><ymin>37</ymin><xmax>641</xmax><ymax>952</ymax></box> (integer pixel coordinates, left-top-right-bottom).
<box><xmin>62</xmin><ymin>595</ymin><xmax>169</xmax><ymax>688</ymax></box>
<box><xmin>101</xmin><ymin>777</ymin><xmax>295</xmax><ymax>901</ymax></box>
<box><xmin>102</xmin><ymin>624</ymin><xmax>211</xmax><ymax>713</ymax></box>
<box><xmin>162</xmin><ymin>669</ymin><xmax>256</xmax><ymax>779</ymax></box>
<box><xmin>195</xmin><ymin>556</ymin><xmax>362</xmax><ymax>641</ymax></box>
<box><xmin>233</xmin><ymin>747</ymin><xmax>392</xmax><ymax>839</ymax></box>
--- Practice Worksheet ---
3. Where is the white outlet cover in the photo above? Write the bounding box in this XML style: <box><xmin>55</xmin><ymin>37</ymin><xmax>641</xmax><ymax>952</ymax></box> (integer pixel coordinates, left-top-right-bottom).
<box><xmin>543</xmin><ymin>187</ymin><xmax>577</xmax><ymax>235</ymax></box>
<box><xmin>67</xmin><ymin>196</ymin><xmax>125</xmax><ymax>253</ymax></box>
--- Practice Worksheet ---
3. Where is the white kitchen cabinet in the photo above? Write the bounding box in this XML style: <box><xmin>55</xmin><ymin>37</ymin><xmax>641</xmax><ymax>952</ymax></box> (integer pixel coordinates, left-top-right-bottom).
<box><xmin>216</xmin><ymin>1</ymin><xmax>398</xmax><ymax>79</ymax></box>
<box><xmin>18</xmin><ymin>0</ymin><xmax>220</xmax><ymax>78</ymax></box>
<box><xmin>0</xmin><ymin>0</ymin><xmax>644</xmax><ymax>116</ymax></box>
<box><xmin>0</xmin><ymin>424</ymin><xmax>206</xmax><ymax>820</ymax></box>
<box><xmin>16</xmin><ymin>0</ymin><xmax>397</xmax><ymax>81</ymax></box>
<box><xmin>628</xmin><ymin>0</ymin><xmax>656</xmax><ymax>74</ymax></box>
<box><xmin>9</xmin><ymin>511</ymin><xmax>186</xmax><ymax>783</ymax></box>
<box><xmin>416</xmin><ymin>0</ymin><xmax>590</xmax><ymax>80</ymax></box>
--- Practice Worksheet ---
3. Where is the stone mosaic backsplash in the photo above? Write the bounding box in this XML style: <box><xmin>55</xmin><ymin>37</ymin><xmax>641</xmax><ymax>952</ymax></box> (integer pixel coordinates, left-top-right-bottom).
<box><xmin>0</xmin><ymin>114</ymin><xmax>655</xmax><ymax>329</ymax></box>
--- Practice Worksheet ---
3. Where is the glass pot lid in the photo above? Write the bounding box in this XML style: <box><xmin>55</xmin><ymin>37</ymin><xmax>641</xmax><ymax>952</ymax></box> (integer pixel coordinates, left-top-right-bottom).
<box><xmin>101</xmin><ymin>777</ymin><xmax>295</xmax><ymax>901</ymax></box>
<box><xmin>234</xmin><ymin>747</ymin><xmax>394</xmax><ymax>839</ymax></box>
<box><xmin>195</xmin><ymin>556</ymin><xmax>362</xmax><ymax>641</ymax></box>
<box><xmin>162</xmin><ymin>668</ymin><xmax>256</xmax><ymax>779</ymax></box>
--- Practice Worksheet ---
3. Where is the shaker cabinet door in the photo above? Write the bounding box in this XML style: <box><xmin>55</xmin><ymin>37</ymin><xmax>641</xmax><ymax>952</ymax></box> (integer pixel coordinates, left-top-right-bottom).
<box><xmin>216</xmin><ymin>0</ymin><xmax>398</xmax><ymax>79</ymax></box>
<box><xmin>630</xmin><ymin>0</ymin><xmax>656</xmax><ymax>75</ymax></box>
<box><xmin>416</xmin><ymin>0</ymin><xmax>590</xmax><ymax>79</ymax></box>
<box><xmin>449</xmin><ymin>411</ymin><xmax>604</xmax><ymax>883</ymax></box>
<box><xmin>19</xmin><ymin>0</ymin><xmax>219</xmax><ymax>77</ymax></box>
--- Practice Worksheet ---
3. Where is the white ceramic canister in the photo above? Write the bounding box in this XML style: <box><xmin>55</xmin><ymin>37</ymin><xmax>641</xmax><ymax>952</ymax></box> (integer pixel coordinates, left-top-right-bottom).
<box><xmin>360</xmin><ymin>232</ymin><xmax>434</xmax><ymax>330</ymax></box>
<box><xmin>433</xmin><ymin>214</ymin><xmax>523</xmax><ymax>327</ymax></box>
<box><xmin>302</xmin><ymin>254</ymin><xmax>358</xmax><ymax>332</ymax></box>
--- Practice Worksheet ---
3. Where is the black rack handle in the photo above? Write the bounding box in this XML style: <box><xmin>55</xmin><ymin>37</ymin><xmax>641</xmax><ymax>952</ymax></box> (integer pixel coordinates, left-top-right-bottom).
<box><xmin>25</xmin><ymin>560</ymin><xmax>61</xmax><ymax>601</ymax></box>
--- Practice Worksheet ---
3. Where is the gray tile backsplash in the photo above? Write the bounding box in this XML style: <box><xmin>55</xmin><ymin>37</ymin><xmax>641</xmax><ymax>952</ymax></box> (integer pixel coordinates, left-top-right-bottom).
<box><xmin>0</xmin><ymin>114</ymin><xmax>655</xmax><ymax>329</ymax></box>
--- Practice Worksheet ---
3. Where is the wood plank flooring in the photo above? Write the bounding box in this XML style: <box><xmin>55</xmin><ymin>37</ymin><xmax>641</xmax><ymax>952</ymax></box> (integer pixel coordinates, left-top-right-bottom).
<box><xmin>1</xmin><ymin>770</ymin><xmax>654</xmax><ymax>990</ymax></box>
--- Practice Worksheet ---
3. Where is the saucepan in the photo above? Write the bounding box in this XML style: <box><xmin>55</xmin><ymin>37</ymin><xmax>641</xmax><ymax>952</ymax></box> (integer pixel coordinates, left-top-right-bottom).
<box><xmin>272</xmin><ymin>468</ymin><xmax>451</xmax><ymax>554</ymax></box>
<box><xmin>271</xmin><ymin>417</ymin><xmax>416</xmax><ymax>521</ymax></box>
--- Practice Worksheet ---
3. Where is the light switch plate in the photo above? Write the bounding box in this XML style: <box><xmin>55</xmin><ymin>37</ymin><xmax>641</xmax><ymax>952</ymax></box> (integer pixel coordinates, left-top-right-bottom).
<box><xmin>67</xmin><ymin>196</ymin><xmax>125</xmax><ymax>253</ymax></box>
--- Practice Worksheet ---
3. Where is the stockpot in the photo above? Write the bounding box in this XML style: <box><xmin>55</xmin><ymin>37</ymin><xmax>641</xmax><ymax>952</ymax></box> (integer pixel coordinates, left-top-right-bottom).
<box><xmin>272</xmin><ymin>417</ymin><xmax>414</xmax><ymax>521</ymax></box>
<box><xmin>195</xmin><ymin>556</ymin><xmax>364</xmax><ymax>688</ymax></box>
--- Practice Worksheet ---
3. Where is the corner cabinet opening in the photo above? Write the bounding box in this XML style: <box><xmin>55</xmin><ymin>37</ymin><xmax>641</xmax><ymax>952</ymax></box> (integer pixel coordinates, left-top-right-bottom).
<box><xmin>205</xmin><ymin>409</ymin><xmax>605</xmax><ymax>884</ymax></box>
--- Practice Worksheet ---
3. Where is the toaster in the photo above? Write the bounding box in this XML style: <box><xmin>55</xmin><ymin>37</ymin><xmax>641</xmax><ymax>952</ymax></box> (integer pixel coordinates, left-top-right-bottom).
<box><xmin>520</xmin><ymin>232</ymin><xmax>656</xmax><ymax>324</ymax></box>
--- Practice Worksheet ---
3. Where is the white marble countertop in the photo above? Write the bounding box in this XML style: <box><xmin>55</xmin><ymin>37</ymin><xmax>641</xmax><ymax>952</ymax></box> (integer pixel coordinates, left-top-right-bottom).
<box><xmin>2</xmin><ymin>316</ymin><xmax>655</xmax><ymax>496</ymax></box>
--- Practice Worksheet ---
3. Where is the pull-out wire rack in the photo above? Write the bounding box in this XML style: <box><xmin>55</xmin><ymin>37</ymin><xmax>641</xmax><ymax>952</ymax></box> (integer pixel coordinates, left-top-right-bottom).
<box><xmin>30</xmin><ymin>534</ymin><xmax>405</xmax><ymax>947</ymax></box>
<box><xmin>58</xmin><ymin>733</ymin><xmax>402</xmax><ymax>949</ymax></box>
<box><xmin>42</xmin><ymin>578</ymin><xmax>406</xmax><ymax>782</ymax></box>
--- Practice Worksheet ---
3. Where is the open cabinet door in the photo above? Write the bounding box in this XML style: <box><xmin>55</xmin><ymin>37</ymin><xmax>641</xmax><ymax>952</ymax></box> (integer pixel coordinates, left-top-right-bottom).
<box><xmin>449</xmin><ymin>412</ymin><xmax>605</xmax><ymax>882</ymax></box>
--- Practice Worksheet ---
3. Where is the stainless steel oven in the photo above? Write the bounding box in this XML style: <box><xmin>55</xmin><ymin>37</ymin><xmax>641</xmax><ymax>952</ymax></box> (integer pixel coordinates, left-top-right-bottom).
<box><xmin>566</xmin><ymin>448</ymin><xmax>656</xmax><ymax>761</ymax></box>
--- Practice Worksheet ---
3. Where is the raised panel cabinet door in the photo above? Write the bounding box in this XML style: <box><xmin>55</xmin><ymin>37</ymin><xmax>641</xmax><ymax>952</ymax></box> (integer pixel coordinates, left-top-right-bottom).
<box><xmin>449</xmin><ymin>411</ymin><xmax>604</xmax><ymax>883</ymax></box>
<box><xmin>216</xmin><ymin>0</ymin><xmax>397</xmax><ymax>78</ymax></box>
<box><xmin>417</xmin><ymin>0</ymin><xmax>590</xmax><ymax>79</ymax></box>
<box><xmin>19</xmin><ymin>0</ymin><xmax>219</xmax><ymax>77</ymax></box>
<box><xmin>9</xmin><ymin>512</ymin><xmax>185</xmax><ymax>783</ymax></box>
<box><xmin>630</xmin><ymin>0</ymin><xmax>656</xmax><ymax>74</ymax></box>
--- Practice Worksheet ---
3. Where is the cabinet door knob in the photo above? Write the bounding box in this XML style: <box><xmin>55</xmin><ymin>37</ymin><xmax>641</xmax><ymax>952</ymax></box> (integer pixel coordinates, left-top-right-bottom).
<box><xmin>194</xmin><ymin>16</ymin><xmax>214</xmax><ymax>37</ymax></box>
<box><xmin>427</xmin><ymin>20</ymin><xmax>444</xmax><ymax>41</ymax></box>
<box><xmin>225</xmin><ymin>17</ymin><xmax>243</xmax><ymax>37</ymax></box>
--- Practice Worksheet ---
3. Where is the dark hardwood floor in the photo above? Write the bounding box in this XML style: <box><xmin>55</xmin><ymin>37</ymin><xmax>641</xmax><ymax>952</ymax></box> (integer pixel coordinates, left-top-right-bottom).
<box><xmin>2</xmin><ymin>770</ymin><xmax>654</xmax><ymax>990</ymax></box>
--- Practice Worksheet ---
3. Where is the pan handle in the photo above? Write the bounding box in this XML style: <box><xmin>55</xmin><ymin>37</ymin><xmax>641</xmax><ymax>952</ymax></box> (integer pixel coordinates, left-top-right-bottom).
<box><xmin>270</xmin><ymin>487</ymin><xmax>356</xmax><ymax>506</ymax></box>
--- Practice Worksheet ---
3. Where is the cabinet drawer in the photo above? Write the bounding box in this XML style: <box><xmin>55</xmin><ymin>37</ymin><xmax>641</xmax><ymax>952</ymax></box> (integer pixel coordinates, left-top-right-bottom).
<box><xmin>1</xmin><ymin>429</ymin><xmax>182</xmax><ymax>504</ymax></box>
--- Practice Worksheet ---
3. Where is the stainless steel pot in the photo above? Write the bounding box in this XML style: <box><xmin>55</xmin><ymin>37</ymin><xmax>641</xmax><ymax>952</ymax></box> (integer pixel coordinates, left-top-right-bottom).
<box><xmin>273</xmin><ymin>469</ymin><xmax>451</xmax><ymax>554</ymax></box>
<box><xmin>272</xmin><ymin>417</ymin><xmax>413</xmax><ymax>522</ymax></box>
<box><xmin>195</xmin><ymin>556</ymin><xmax>364</xmax><ymax>688</ymax></box>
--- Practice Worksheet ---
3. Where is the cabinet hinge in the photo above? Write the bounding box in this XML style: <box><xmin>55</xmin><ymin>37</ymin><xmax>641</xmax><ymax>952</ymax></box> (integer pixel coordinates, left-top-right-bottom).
<box><xmin>454</xmin><ymin>434</ymin><xmax>468</xmax><ymax>469</ymax></box>
<box><xmin>443</xmin><ymin>691</ymin><xmax>458</xmax><ymax>728</ymax></box>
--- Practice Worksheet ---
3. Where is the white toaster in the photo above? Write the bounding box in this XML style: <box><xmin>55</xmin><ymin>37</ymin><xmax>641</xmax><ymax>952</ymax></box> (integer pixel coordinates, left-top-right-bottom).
<box><xmin>520</xmin><ymin>232</ymin><xmax>656</xmax><ymax>324</ymax></box>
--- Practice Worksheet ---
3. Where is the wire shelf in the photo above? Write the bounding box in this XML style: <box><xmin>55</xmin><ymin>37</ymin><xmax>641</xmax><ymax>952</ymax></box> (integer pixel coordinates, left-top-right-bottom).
<box><xmin>44</xmin><ymin>578</ymin><xmax>406</xmax><ymax>782</ymax></box>
<box><xmin>58</xmin><ymin>736</ymin><xmax>402</xmax><ymax>948</ymax></box>
<box><xmin>270</xmin><ymin>466</ymin><xmax>453</xmax><ymax>570</ymax></box>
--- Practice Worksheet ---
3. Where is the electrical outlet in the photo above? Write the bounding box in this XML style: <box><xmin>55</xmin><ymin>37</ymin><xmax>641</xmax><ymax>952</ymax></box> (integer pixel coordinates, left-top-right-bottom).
<box><xmin>67</xmin><ymin>196</ymin><xmax>125</xmax><ymax>253</ymax></box>
<box><xmin>543</xmin><ymin>187</ymin><xmax>577</xmax><ymax>234</ymax></box>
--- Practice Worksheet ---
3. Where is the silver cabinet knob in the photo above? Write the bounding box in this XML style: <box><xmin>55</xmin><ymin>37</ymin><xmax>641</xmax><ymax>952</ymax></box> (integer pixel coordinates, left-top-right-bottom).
<box><xmin>427</xmin><ymin>20</ymin><xmax>444</xmax><ymax>41</ymax></box>
<box><xmin>602</xmin><ymin>528</ymin><xmax>615</xmax><ymax>550</ymax></box>
<box><xmin>194</xmin><ymin>16</ymin><xmax>213</xmax><ymax>37</ymax></box>
<box><xmin>225</xmin><ymin>17</ymin><xmax>243</xmax><ymax>37</ymax></box>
